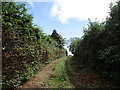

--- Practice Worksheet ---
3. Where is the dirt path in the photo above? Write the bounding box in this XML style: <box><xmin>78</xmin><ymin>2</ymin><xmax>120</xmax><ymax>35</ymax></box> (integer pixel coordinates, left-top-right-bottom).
<box><xmin>18</xmin><ymin>58</ymin><xmax>62</xmax><ymax>88</ymax></box>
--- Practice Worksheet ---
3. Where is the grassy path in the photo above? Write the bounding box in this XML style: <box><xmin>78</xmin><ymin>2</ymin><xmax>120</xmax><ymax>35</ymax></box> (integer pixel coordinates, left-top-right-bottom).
<box><xmin>17</xmin><ymin>56</ymin><xmax>117</xmax><ymax>88</ymax></box>
<box><xmin>49</xmin><ymin>56</ymin><xmax>74</xmax><ymax>88</ymax></box>
<box><xmin>18</xmin><ymin>57</ymin><xmax>74</xmax><ymax>88</ymax></box>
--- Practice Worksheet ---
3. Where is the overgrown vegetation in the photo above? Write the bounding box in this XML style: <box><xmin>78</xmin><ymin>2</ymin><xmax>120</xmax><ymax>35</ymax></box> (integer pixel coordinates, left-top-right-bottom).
<box><xmin>68</xmin><ymin>37</ymin><xmax>81</xmax><ymax>54</ymax></box>
<box><xmin>69</xmin><ymin>1</ymin><xmax>120</xmax><ymax>85</ymax></box>
<box><xmin>2</xmin><ymin>2</ymin><xmax>66</xmax><ymax>88</ymax></box>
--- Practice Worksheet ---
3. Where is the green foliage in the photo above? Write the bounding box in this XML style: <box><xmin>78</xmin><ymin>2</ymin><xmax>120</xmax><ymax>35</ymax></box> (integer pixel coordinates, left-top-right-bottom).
<box><xmin>51</xmin><ymin>29</ymin><xmax>65</xmax><ymax>48</ymax></box>
<box><xmin>2</xmin><ymin>2</ymin><xmax>66</xmax><ymax>88</ymax></box>
<box><xmin>73</xmin><ymin>1</ymin><xmax>120</xmax><ymax>84</ymax></box>
<box><xmin>98</xmin><ymin>46</ymin><xmax>120</xmax><ymax>82</ymax></box>
<box><xmin>74</xmin><ymin>20</ymin><xmax>105</xmax><ymax>66</ymax></box>
<box><xmin>69</xmin><ymin>37</ymin><xmax>81</xmax><ymax>54</ymax></box>
<box><xmin>49</xmin><ymin>57</ymin><xmax>73</xmax><ymax>88</ymax></box>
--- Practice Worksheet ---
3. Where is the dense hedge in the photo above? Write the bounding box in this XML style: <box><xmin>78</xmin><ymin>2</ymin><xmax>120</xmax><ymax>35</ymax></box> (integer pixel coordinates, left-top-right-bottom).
<box><xmin>72</xmin><ymin>1</ymin><xmax>120</xmax><ymax>84</ymax></box>
<box><xmin>2</xmin><ymin>2</ymin><xmax>66</xmax><ymax>88</ymax></box>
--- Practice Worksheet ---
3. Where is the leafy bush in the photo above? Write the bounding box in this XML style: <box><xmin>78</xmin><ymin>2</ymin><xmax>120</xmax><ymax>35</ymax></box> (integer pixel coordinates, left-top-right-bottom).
<box><xmin>99</xmin><ymin>46</ymin><xmax>120</xmax><ymax>83</ymax></box>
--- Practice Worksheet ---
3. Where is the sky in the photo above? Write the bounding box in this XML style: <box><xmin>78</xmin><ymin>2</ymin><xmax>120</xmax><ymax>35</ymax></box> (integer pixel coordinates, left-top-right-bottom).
<box><xmin>25</xmin><ymin>0</ymin><xmax>118</xmax><ymax>41</ymax></box>
<box><xmin>26</xmin><ymin>2</ymin><xmax>87</xmax><ymax>40</ymax></box>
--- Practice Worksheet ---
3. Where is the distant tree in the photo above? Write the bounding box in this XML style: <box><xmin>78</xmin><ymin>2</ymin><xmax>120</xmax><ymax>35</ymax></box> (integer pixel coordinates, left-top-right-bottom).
<box><xmin>51</xmin><ymin>30</ymin><xmax>58</xmax><ymax>38</ymax></box>
<box><xmin>66</xmin><ymin>50</ymin><xmax>68</xmax><ymax>56</ymax></box>
<box><xmin>69</xmin><ymin>37</ymin><xmax>81</xmax><ymax>54</ymax></box>
<box><xmin>51</xmin><ymin>29</ymin><xmax>65</xmax><ymax>48</ymax></box>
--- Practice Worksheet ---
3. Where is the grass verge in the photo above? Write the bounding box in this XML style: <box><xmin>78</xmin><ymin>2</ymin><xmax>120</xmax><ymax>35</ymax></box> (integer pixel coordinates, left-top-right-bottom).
<box><xmin>49</xmin><ymin>56</ymin><xmax>74</xmax><ymax>88</ymax></box>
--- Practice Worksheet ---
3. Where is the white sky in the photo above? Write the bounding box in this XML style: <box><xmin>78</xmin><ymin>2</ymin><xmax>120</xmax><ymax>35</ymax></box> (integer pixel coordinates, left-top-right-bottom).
<box><xmin>64</xmin><ymin>46</ymin><xmax>73</xmax><ymax>56</ymax></box>
<box><xmin>50</xmin><ymin>0</ymin><xmax>118</xmax><ymax>23</ymax></box>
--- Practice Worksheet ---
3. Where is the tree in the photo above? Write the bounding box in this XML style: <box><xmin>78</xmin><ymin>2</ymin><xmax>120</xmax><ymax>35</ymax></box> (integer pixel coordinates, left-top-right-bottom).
<box><xmin>69</xmin><ymin>37</ymin><xmax>81</xmax><ymax>54</ymax></box>
<box><xmin>51</xmin><ymin>29</ymin><xmax>65</xmax><ymax>48</ymax></box>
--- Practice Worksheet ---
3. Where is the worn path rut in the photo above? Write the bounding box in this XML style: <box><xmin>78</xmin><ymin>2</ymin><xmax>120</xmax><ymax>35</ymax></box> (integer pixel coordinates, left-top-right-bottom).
<box><xmin>18</xmin><ymin>58</ymin><xmax>62</xmax><ymax>88</ymax></box>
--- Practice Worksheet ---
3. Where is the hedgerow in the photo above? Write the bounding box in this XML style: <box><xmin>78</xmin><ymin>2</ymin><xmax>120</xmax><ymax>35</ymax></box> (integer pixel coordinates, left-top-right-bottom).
<box><xmin>2</xmin><ymin>2</ymin><xmax>66</xmax><ymax>88</ymax></box>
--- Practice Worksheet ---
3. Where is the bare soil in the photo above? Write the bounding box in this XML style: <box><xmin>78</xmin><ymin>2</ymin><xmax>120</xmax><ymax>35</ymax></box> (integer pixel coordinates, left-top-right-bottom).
<box><xmin>18</xmin><ymin>58</ymin><xmax>62</xmax><ymax>88</ymax></box>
